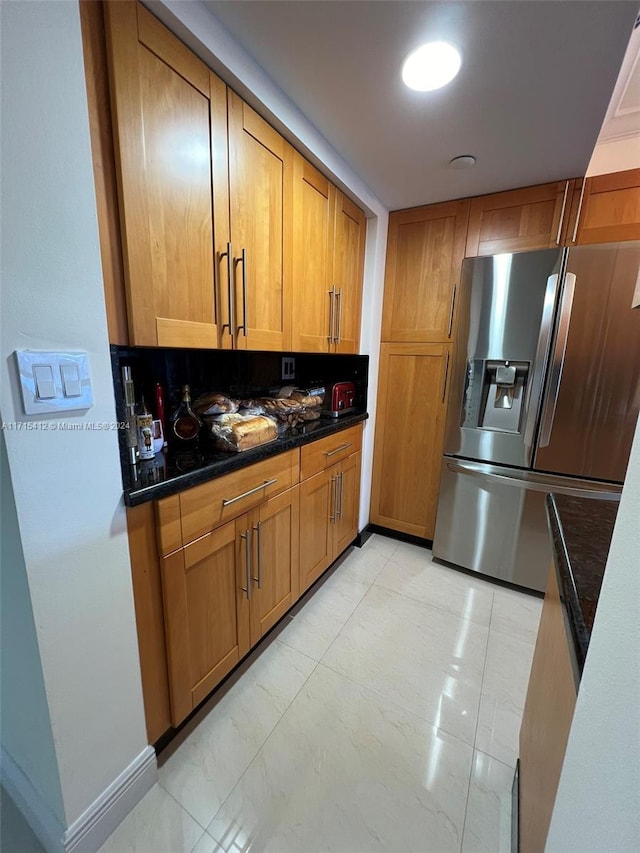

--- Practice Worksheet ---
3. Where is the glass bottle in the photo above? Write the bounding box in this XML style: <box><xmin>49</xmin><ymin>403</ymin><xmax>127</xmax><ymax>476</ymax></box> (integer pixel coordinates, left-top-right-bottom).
<box><xmin>136</xmin><ymin>396</ymin><xmax>155</xmax><ymax>460</ymax></box>
<box><xmin>170</xmin><ymin>384</ymin><xmax>202</xmax><ymax>444</ymax></box>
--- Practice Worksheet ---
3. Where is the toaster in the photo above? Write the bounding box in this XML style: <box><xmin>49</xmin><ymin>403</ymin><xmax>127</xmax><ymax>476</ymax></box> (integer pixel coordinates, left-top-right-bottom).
<box><xmin>325</xmin><ymin>381</ymin><xmax>356</xmax><ymax>417</ymax></box>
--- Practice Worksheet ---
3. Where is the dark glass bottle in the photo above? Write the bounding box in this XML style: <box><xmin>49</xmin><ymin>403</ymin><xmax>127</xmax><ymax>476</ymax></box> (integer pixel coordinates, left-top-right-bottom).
<box><xmin>169</xmin><ymin>385</ymin><xmax>202</xmax><ymax>444</ymax></box>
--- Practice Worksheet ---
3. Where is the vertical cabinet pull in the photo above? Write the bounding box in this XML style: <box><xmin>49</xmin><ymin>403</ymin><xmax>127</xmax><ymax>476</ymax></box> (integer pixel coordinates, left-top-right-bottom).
<box><xmin>338</xmin><ymin>471</ymin><xmax>345</xmax><ymax>519</ymax></box>
<box><xmin>330</xmin><ymin>475</ymin><xmax>337</xmax><ymax>523</ymax></box>
<box><xmin>555</xmin><ymin>180</ymin><xmax>570</xmax><ymax>245</ymax></box>
<box><xmin>219</xmin><ymin>241</ymin><xmax>235</xmax><ymax>343</ymax></box>
<box><xmin>570</xmin><ymin>181</ymin><xmax>587</xmax><ymax>244</ymax></box>
<box><xmin>240</xmin><ymin>529</ymin><xmax>252</xmax><ymax>600</ymax></box>
<box><xmin>447</xmin><ymin>284</ymin><xmax>457</xmax><ymax>338</ymax></box>
<box><xmin>441</xmin><ymin>351</ymin><xmax>450</xmax><ymax>402</ymax></box>
<box><xmin>252</xmin><ymin>521</ymin><xmax>262</xmax><ymax>589</ymax></box>
<box><xmin>328</xmin><ymin>286</ymin><xmax>336</xmax><ymax>343</ymax></box>
<box><xmin>336</xmin><ymin>288</ymin><xmax>343</xmax><ymax>345</ymax></box>
<box><xmin>235</xmin><ymin>248</ymin><xmax>248</xmax><ymax>336</ymax></box>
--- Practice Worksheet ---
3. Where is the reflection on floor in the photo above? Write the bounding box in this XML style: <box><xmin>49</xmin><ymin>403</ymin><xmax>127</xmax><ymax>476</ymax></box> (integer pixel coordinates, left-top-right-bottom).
<box><xmin>3</xmin><ymin>535</ymin><xmax>543</xmax><ymax>853</ymax></box>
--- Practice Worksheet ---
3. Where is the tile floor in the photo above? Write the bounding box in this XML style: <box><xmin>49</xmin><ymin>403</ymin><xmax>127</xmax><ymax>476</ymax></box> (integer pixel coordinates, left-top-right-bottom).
<box><xmin>4</xmin><ymin>534</ymin><xmax>543</xmax><ymax>853</ymax></box>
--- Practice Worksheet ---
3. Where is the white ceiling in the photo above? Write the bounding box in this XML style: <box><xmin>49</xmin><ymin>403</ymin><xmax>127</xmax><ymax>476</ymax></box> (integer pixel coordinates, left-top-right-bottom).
<box><xmin>202</xmin><ymin>0</ymin><xmax>638</xmax><ymax>210</ymax></box>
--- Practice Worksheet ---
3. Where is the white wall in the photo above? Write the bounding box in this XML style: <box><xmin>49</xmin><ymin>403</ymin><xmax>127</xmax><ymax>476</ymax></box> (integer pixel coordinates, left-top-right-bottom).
<box><xmin>149</xmin><ymin>0</ymin><xmax>390</xmax><ymax>530</ymax></box>
<box><xmin>586</xmin><ymin>136</ymin><xmax>640</xmax><ymax>176</ymax></box>
<box><xmin>1</xmin><ymin>0</ymin><xmax>149</xmax><ymax>834</ymax></box>
<box><xmin>1</xmin><ymin>431</ymin><xmax>65</xmax><ymax>828</ymax></box>
<box><xmin>546</xmin><ymin>417</ymin><xmax>640</xmax><ymax>851</ymax></box>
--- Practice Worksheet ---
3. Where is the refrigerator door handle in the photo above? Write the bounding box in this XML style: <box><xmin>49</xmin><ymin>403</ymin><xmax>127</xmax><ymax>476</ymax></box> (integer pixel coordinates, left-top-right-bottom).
<box><xmin>446</xmin><ymin>460</ymin><xmax>621</xmax><ymax>500</ymax></box>
<box><xmin>538</xmin><ymin>272</ymin><xmax>576</xmax><ymax>448</ymax></box>
<box><xmin>522</xmin><ymin>271</ymin><xmax>563</xmax><ymax>461</ymax></box>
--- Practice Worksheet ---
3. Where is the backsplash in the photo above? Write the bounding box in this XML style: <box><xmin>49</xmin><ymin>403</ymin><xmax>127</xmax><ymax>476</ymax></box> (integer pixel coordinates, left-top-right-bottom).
<box><xmin>110</xmin><ymin>345</ymin><xmax>369</xmax><ymax>418</ymax></box>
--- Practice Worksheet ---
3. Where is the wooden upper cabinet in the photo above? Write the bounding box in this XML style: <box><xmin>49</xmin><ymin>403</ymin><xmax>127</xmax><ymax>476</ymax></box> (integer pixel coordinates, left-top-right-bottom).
<box><xmin>104</xmin><ymin>1</ymin><xmax>229</xmax><ymax>348</ymax></box>
<box><xmin>382</xmin><ymin>200</ymin><xmax>469</xmax><ymax>343</ymax></box>
<box><xmin>227</xmin><ymin>91</ymin><xmax>292</xmax><ymax>351</ymax></box>
<box><xmin>292</xmin><ymin>153</ymin><xmax>366</xmax><ymax>354</ymax></box>
<box><xmin>570</xmin><ymin>168</ymin><xmax>640</xmax><ymax>245</ymax></box>
<box><xmin>465</xmin><ymin>180</ymin><xmax>577</xmax><ymax>257</ymax></box>
<box><xmin>291</xmin><ymin>154</ymin><xmax>336</xmax><ymax>352</ymax></box>
<box><xmin>332</xmin><ymin>191</ymin><xmax>366</xmax><ymax>354</ymax></box>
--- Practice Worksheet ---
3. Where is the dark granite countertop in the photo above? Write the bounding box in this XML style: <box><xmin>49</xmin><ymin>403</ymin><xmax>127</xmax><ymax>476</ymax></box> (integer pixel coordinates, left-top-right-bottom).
<box><xmin>123</xmin><ymin>411</ymin><xmax>368</xmax><ymax>507</ymax></box>
<box><xmin>546</xmin><ymin>493</ymin><xmax>620</xmax><ymax>679</ymax></box>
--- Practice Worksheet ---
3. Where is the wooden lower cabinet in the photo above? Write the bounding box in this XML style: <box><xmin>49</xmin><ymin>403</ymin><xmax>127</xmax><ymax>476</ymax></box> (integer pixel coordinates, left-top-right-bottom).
<box><xmin>162</xmin><ymin>485</ymin><xmax>299</xmax><ymax>726</ymax></box>
<box><xmin>370</xmin><ymin>343</ymin><xmax>450</xmax><ymax>539</ymax></box>
<box><xmin>519</xmin><ymin>563</ymin><xmax>578</xmax><ymax>853</ymax></box>
<box><xmin>299</xmin><ymin>451</ymin><xmax>361</xmax><ymax>594</ymax></box>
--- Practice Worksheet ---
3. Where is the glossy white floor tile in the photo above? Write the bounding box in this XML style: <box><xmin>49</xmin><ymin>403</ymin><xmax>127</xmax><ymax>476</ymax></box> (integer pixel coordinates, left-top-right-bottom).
<box><xmin>491</xmin><ymin>585</ymin><xmax>543</xmax><ymax>644</ymax></box>
<box><xmin>159</xmin><ymin>640</ymin><xmax>316</xmax><ymax>828</ymax></box>
<box><xmin>277</xmin><ymin>568</ymin><xmax>370</xmax><ymax>661</ymax></box>
<box><xmin>377</xmin><ymin>545</ymin><xmax>495</xmax><ymax>626</ymax></box>
<box><xmin>207</xmin><ymin>664</ymin><xmax>474</xmax><ymax>853</ymax></box>
<box><xmin>322</xmin><ymin>584</ymin><xmax>488</xmax><ymax>745</ymax></box>
<box><xmin>474</xmin><ymin>628</ymin><xmax>536</xmax><ymax>767</ymax></box>
<box><xmin>97</xmin><ymin>783</ymin><xmax>203</xmax><ymax>853</ymax></box>
<box><xmin>462</xmin><ymin>750</ymin><xmax>514</xmax><ymax>853</ymax></box>
<box><xmin>78</xmin><ymin>535</ymin><xmax>541</xmax><ymax>853</ymax></box>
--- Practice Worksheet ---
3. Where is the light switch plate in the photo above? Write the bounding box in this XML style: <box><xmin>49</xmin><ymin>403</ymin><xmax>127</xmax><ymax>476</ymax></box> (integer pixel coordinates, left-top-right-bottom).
<box><xmin>15</xmin><ymin>350</ymin><xmax>93</xmax><ymax>415</ymax></box>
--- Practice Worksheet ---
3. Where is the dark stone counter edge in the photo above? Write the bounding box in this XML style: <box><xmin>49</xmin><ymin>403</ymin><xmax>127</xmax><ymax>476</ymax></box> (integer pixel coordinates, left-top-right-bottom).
<box><xmin>123</xmin><ymin>412</ymin><xmax>369</xmax><ymax>507</ymax></box>
<box><xmin>546</xmin><ymin>494</ymin><xmax>586</xmax><ymax>686</ymax></box>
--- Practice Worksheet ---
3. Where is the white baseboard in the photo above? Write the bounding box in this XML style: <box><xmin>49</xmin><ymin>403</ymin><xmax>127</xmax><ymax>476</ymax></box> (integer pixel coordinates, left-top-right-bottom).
<box><xmin>63</xmin><ymin>745</ymin><xmax>157</xmax><ymax>853</ymax></box>
<box><xmin>1</xmin><ymin>746</ymin><xmax>66</xmax><ymax>853</ymax></box>
<box><xmin>1</xmin><ymin>744</ymin><xmax>157</xmax><ymax>853</ymax></box>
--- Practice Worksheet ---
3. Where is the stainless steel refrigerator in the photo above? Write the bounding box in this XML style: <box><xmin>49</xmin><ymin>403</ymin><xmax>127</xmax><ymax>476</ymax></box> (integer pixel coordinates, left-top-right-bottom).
<box><xmin>432</xmin><ymin>241</ymin><xmax>640</xmax><ymax>592</ymax></box>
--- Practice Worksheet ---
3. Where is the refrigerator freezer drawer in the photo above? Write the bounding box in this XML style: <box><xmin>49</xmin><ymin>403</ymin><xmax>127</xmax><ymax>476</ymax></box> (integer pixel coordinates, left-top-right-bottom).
<box><xmin>432</xmin><ymin>457</ymin><xmax>621</xmax><ymax>593</ymax></box>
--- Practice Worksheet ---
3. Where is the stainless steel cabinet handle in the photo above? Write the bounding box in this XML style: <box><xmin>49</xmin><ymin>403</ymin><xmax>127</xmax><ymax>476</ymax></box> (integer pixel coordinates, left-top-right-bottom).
<box><xmin>538</xmin><ymin>272</ymin><xmax>576</xmax><ymax>447</ymax></box>
<box><xmin>328</xmin><ymin>286</ymin><xmax>336</xmax><ymax>343</ymax></box>
<box><xmin>338</xmin><ymin>471</ymin><xmax>345</xmax><ymax>519</ymax></box>
<box><xmin>336</xmin><ymin>288</ymin><xmax>343</xmax><ymax>345</ymax></box>
<box><xmin>252</xmin><ymin>520</ymin><xmax>262</xmax><ymax>588</ymax></box>
<box><xmin>236</xmin><ymin>248</ymin><xmax>248</xmax><ymax>336</ymax></box>
<box><xmin>555</xmin><ymin>180</ymin><xmax>570</xmax><ymax>245</ymax></box>
<box><xmin>240</xmin><ymin>529</ymin><xmax>252</xmax><ymax>600</ymax></box>
<box><xmin>441</xmin><ymin>351</ymin><xmax>450</xmax><ymax>402</ymax></box>
<box><xmin>329</xmin><ymin>475</ymin><xmax>337</xmax><ymax>523</ymax></box>
<box><xmin>447</xmin><ymin>284</ymin><xmax>457</xmax><ymax>338</ymax></box>
<box><xmin>325</xmin><ymin>442</ymin><xmax>351</xmax><ymax>458</ymax></box>
<box><xmin>571</xmin><ymin>181</ymin><xmax>587</xmax><ymax>244</ymax></box>
<box><xmin>222</xmin><ymin>478</ymin><xmax>278</xmax><ymax>507</ymax></box>
<box><xmin>219</xmin><ymin>241</ymin><xmax>235</xmax><ymax>343</ymax></box>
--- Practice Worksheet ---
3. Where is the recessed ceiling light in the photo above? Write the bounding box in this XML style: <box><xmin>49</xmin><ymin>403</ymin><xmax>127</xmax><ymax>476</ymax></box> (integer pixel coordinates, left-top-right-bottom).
<box><xmin>402</xmin><ymin>42</ymin><xmax>462</xmax><ymax>92</ymax></box>
<box><xmin>449</xmin><ymin>155</ymin><xmax>476</xmax><ymax>169</ymax></box>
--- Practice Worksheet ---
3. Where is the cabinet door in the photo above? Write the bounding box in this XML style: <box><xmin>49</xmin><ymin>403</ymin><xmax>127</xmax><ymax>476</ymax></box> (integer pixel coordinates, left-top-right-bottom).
<box><xmin>249</xmin><ymin>487</ymin><xmax>300</xmax><ymax>645</ymax></box>
<box><xmin>333</xmin><ymin>451</ymin><xmax>361</xmax><ymax>557</ymax></box>
<box><xmin>161</xmin><ymin>518</ymin><xmax>250</xmax><ymax>725</ymax></box>
<box><xmin>104</xmin><ymin>1</ymin><xmax>229</xmax><ymax>348</ymax></box>
<box><xmin>333</xmin><ymin>191</ymin><xmax>366</xmax><ymax>354</ymax></box>
<box><xmin>382</xmin><ymin>200</ymin><xmax>469</xmax><ymax>343</ymax></box>
<box><xmin>570</xmin><ymin>169</ymin><xmax>640</xmax><ymax>245</ymax></box>
<box><xmin>466</xmin><ymin>181</ymin><xmax>574</xmax><ymax>257</ymax></box>
<box><xmin>228</xmin><ymin>91</ymin><xmax>292</xmax><ymax>351</ymax></box>
<box><xmin>291</xmin><ymin>154</ymin><xmax>335</xmax><ymax>352</ymax></box>
<box><xmin>370</xmin><ymin>343</ymin><xmax>451</xmax><ymax>539</ymax></box>
<box><xmin>299</xmin><ymin>468</ymin><xmax>335</xmax><ymax>595</ymax></box>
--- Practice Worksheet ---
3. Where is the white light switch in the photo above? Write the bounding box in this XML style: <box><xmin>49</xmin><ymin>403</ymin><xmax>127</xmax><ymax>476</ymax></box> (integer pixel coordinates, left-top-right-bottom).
<box><xmin>15</xmin><ymin>350</ymin><xmax>93</xmax><ymax>415</ymax></box>
<box><xmin>33</xmin><ymin>364</ymin><xmax>57</xmax><ymax>399</ymax></box>
<box><xmin>60</xmin><ymin>363</ymin><xmax>82</xmax><ymax>397</ymax></box>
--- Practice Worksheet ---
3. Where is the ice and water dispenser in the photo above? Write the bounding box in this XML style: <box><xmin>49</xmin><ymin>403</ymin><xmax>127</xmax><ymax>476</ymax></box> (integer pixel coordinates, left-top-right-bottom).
<box><xmin>461</xmin><ymin>358</ymin><xmax>530</xmax><ymax>434</ymax></box>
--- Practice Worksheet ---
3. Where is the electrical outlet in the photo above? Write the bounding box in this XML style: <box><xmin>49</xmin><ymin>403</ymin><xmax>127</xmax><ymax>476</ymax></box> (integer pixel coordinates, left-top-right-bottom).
<box><xmin>281</xmin><ymin>356</ymin><xmax>296</xmax><ymax>381</ymax></box>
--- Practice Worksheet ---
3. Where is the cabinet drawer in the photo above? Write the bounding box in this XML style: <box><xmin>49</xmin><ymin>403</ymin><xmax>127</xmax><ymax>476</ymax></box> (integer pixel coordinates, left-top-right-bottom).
<box><xmin>156</xmin><ymin>450</ymin><xmax>300</xmax><ymax>553</ymax></box>
<box><xmin>300</xmin><ymin>424</ymin><xmax>362</xmax><ymax>481</ymax></box>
